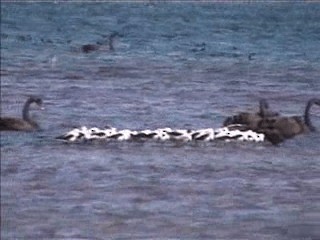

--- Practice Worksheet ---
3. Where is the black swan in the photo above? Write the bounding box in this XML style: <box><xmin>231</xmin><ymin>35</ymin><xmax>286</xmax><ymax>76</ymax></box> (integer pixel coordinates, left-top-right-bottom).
<box><xmin>81</xmin><ymin>32</ymin><xmax>120</xmax><ymax>53</ymax></box>
<box><xmin>223</xmin><ymin>99</ymin><xmax>279</xmax><ymax>131</ymax></box>
<box><xmin>258</xmin><ymin>98</ymin><xmax>320</xmax><ymax>141</ymax></box>
<box><xmin>0</xmin><ymin>96</ymin><xmax>43</xmax><ymax>131</ymax></box>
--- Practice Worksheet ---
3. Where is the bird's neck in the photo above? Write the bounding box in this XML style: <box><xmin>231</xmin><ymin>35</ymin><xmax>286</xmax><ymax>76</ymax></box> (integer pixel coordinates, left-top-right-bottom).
<box><xmin>304</xmin><ymin>100</ymin><xmax>315</xmax><ymax>131</ymax></box>
<box><xmin>22</xmin><ymin>99</ymin><xmax>33</xmax><ymax>122</ymax></box>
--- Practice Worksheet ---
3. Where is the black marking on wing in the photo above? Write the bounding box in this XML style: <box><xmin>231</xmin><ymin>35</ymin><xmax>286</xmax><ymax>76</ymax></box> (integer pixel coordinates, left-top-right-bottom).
<box><xmin>108</xmin><ymin>133</ymin><xmax>123</xmax><ymax>139</ymax></box>
<box><xmin>168</xmin><ymin>132</ymin><xmax>184</xmax><ymax>136</ymax></box>
<box><xmin>194</xmin><ymin>134</ymin><xmax>209</xmax><ymax>141</ymax></box>
<box><xmin>56</xmin><ymin>134</ymin><xmax>73</xmax><ymax>140</ymax></box>
<box><xmin>92</xmin><ymin>132</ymin><xmax>106</xmax><ymax>137</ymax></box>
<box><xmin>132</xmin><ymin>132</ymin><xmax>157</xmax><ymax>139</ymax></box>
<box><xmin>191</xmin><ymin>132</ymin><xmax>200</xmax><ymax>139</ymax></box>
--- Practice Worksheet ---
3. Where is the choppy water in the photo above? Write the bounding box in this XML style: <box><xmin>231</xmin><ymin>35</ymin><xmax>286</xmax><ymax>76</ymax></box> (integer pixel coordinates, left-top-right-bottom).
<box><xmin>1</xmin><ymin>2</ymin><xmax>320</xmax><ymax>239</ymax></box>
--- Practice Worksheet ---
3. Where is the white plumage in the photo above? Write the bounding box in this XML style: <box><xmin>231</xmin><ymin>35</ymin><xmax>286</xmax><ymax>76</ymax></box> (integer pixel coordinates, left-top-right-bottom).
<box><xmin>56</xmin><ymin>126</ymin><xmax>89</xmax><ymax>142</ymax></box>
<box><xmin>153</xmin><ymin>128</ymin><xmax>171</xmax><ymax>141</ymax></box>
<box><xmin>57</xmin><ymin>125</ymin><xmax>265</xmax><ymax>144</ymax></box>
<box><xmin>192</xmin><ymin>128</ymin><xmax>215</xmax><ymax>141</ymax></box>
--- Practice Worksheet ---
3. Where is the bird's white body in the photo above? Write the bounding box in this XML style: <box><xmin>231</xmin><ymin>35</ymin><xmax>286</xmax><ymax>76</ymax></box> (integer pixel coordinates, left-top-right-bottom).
<box><xmin>57</xmin><ymin>125</ymin><xmax>265</xmax><ymax>144</ymax></box>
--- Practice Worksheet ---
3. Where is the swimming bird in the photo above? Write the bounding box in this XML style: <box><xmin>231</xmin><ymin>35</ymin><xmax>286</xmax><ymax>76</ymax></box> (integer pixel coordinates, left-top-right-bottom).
<box><xmin>167</xmin><ymin>129</ymin><xmax>194</xmax><ymax>141</ymax></box>
<box><xmin>259</xmin><ymin>99</ymin><xmax>279</xmax><ymax>118</ymax></box>
<box><xmin>223</xmin><ymin>99</ymin><xmax>279</xmax><ymax>131</ymax></box>
<box><xmin>56</xmin><ymin>126</ymin><xmax>118</xmax><ymax>142</ymax></box>
<box><xmin>58</xmin><ymin>126</ymin><xmax>97</xmax><ymax>142</ymax></box>
<box><xmin>0</xmin><ymin>96</ymin><xmax>43</xmax><ymax>131</ymax></box>
<box><xmin>237</xmin><ymin>130</ymin><xmax>265</xmax><ymax>142</ymax></box>
<box><xmin>81</xmin><ymin>32</ymin><xmax>120</xmax><ymax>53</ymax></box>
<box><xmin>192</xmin><ymin>128</ymin><xmax>215</xmax><ymax>141</ymax></box>
<box><xmin>86</xmin><ymin>127</ymin><xmax>109</xmax><ymax>140</ymax></box>
<box><xmin>130</xmin><ymin>129</ymin><xmax>158</xmax><ymax>140</ymax></box>
<box><xmin>81</xmin><ymin>44</ymin><xmax>99</xmax><ymax>53</ymax></box>
<box><xmin>108</xmin><ymin>129</ymin><xmax>136</xmax><ymax>141</ymax></box>
<box><xmin>56</xmin><ymin>125</ymin><xmax>266</xmax><ymax>144</ymax></box>
<box><xmin>55</xmin><ymin>126</ymin><xmax>88</xmax><ymax>142</ymax></box>
<box><xmin>258</xmin><ymin>98</ymin><xmax>320</xmax><ymax>140</ymax></box>
<box><xmin>152</xmin><ymin>128</ymin><xmax>171</xmax><ymax>141</ymax></box>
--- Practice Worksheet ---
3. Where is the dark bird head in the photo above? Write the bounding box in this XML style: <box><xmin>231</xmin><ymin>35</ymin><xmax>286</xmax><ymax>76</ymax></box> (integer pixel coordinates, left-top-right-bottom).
<box><xmin>27</xmin><ymin>96</ymin><xmax>43</xmax><ymax>109</ymax></box>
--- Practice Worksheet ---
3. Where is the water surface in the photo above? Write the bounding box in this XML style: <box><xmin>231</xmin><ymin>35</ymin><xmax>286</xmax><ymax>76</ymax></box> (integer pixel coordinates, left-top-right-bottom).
<box><xmin>1</xmin><ymin>2</ymin><xmax>320</xmax><ymax>239</ymax></box>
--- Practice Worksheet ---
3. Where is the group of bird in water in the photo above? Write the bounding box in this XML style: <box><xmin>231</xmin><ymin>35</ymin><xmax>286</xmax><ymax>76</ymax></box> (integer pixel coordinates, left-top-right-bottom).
<box><xmin>1</xmin><ymin>96</ymin><xmax>319</xmax><ymax>146</ymax></box>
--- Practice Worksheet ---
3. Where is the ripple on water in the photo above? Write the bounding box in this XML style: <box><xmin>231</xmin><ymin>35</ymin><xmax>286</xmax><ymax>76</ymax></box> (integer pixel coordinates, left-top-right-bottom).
<box><xmin>1</xmin><ymin>2</ymin><xmax>320</xmax><ymax>239</ymax></box>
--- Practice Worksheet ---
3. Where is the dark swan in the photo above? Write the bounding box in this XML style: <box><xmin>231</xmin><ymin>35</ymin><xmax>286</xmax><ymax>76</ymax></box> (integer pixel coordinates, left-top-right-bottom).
<box><xmin>223</xmin><ymin>99</ymin><xmax>279</xmax><ymax>131</ymax></box>
<box><xmin>259</xmin><ymin>99</ymin><xmax>279</xmax><ymax>118</ymax></box>
<box><xmin>81</xmin><ymin>32</ymin><xmax>120</xmax><ymax>53</ymax></box>
<box><xmin>0</xmin><ymin>96</ymin><xmax>43</xmax><ymax>131</ymax></box>
<box><xmin>258</xmin><ymin>98</ymin><xmax>320</xmax><ymax>141</ymax></box>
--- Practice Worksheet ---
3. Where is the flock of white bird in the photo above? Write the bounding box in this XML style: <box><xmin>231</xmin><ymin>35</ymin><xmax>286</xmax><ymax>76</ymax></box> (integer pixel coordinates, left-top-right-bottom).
<box><xmin>56</xmin><ymin>124</ymin><xmax>265</xmax><ymax>143</ymax></box>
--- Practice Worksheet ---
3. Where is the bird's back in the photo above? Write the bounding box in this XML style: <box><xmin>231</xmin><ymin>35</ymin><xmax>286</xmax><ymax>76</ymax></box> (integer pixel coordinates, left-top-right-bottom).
<box><xmin>0</xmin><ymin>117</ymin><xmax>36</xmax><ymax>131</ymax></box>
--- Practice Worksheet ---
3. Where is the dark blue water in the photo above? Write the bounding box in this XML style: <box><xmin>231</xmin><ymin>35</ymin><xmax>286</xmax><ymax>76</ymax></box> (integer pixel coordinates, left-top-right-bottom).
<box><xmin>1</xmin><ymin>2</ymin><xmax>320</xmax><ymax>239</ymax></box>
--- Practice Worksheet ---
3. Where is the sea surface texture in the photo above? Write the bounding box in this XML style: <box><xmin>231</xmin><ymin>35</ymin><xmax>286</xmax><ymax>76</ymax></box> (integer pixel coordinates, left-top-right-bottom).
<box><xmin>1</xmin><ymin>2</ymin><xmax>320</xmax><ymax>239</ymax></box>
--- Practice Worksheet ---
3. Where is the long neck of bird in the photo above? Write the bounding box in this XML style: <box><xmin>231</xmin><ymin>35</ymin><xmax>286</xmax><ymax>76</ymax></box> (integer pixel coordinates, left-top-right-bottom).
<box><xmin>259</xmin><ymin>99</ymin><xmax>269</xmax><ymax>117</ymax></box>
<box><xmin>304</xmin><ymin>99</ymin><xmax>316</xmax><ymax>131</ymax></box>
<box><xmin>22</xmin><ymin>98</ymin><xmax>33</xmax><ymax>122</ymax></box>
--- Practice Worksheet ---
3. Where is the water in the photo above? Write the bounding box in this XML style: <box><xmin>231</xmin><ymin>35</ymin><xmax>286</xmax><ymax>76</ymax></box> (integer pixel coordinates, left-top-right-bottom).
<box><xmin>1</xmin><ymin>2</ymin><xmax>320</xmax><ymax>239</ymax></box>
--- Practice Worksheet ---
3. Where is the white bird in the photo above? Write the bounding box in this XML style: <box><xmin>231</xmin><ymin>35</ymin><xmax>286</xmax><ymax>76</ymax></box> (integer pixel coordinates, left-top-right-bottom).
<box><xmin>130</xmin><ymin>129</ymin><xmax>158</xmax><ymax>140</ymax></box>
<box><xmin>192</xmin><ymin>128</ymin><xmax>215</xmax><ymax>141</ymax></box>
<box><xmin>108</xmin><ymin>129</ymin><xmax>136</xmax><ymax>141</ymax></box>
<box><xmin>80</xmin><ymin>127</ymin><xmax>108</xmax><ymax>140</ymax></box>
<box><xmin>167</xmin><ymin>129</ymin><xmax>193</xmax><ymax>141</ymax></box>
<box><xmin>237</xmin><ymin>130</ymin><xmax>265</xmax><ymax>142</ymax></box>
<box><xmin>214</xmin><ymin>127</ymin><xmax>232</xmax><ymax>139</ymax></box>
<box><xmin>56</xmin><ymin>125</ymin><xmax>265</xmax><ymax>144</ymax></box>
<box><xmin>56</xmin><ymin>126</ymin><xmax>89</xmax><ymax>142</ymax></box>
<box><xmin>102</xmin><ymin>127</ymin><xmax>118</xmax><ymax>138</ymax></box>
<box><xmin>153</xmin><ymin>128</ymin><xmax>171</xmax><ymax>141</ymax></box>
